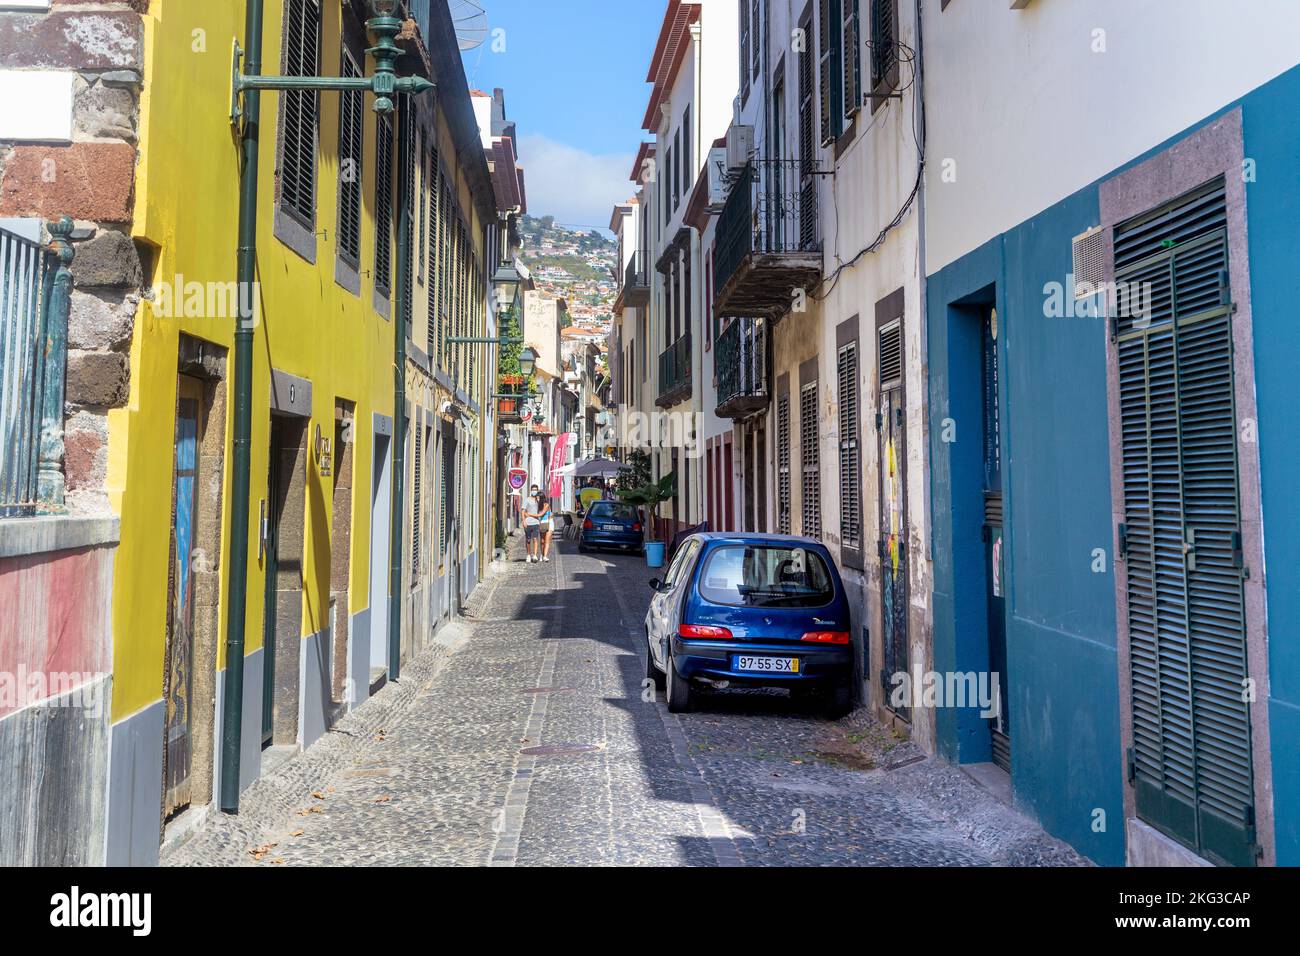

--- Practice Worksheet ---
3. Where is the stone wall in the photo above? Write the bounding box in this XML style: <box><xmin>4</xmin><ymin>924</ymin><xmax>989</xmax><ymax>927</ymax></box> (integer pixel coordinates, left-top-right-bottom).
<box><xmin>0</xmin><ymin>0</ymin><xmax>145</xmax><ymax>514</ymax></box>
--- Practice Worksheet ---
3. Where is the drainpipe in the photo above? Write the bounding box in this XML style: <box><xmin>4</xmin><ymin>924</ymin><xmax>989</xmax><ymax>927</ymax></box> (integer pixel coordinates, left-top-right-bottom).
<box><xmin>221</xmin><ymin>0</ymin><xmax>264</xmax><ymax>812</ymax></box>
<box><xmin>388</xmin><ymin>95</ymin><xmax>411</xmax><ymax>683</ymax></box>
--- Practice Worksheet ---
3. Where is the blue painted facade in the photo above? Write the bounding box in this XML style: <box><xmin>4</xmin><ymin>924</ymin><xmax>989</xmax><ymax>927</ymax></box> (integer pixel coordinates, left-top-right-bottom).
<box><xmin>926</xmin><ymin>63</ymin><xmax>1300</xmax><ymax>866</ymax></box>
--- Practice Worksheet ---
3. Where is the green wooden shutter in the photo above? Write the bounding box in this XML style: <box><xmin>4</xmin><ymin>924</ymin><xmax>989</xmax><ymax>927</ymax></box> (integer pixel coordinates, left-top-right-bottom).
<box><xmin>374</xmin><ymin>113</ymin><xmax>394</xmax><ymax>295</ymax></box>
<box><xmin>843</xmin><ymin>0</ymin><xmax>860</xmax><ymax>117</ymax></box>
<box><xmin>870</xmin><ymin>0</ymin><xmax>897</xmax><ymax>92</ymax></box>
<box><xmin>336</xmin><ymin>48</ymin><xmax>363</xmax><ymax>266</ymax></box>
<box><xmin>1115</xmin><ymin>178</ymin><xmax>1256</xmax><ymax>866</ymax></box>
<box><xmin>279</xmin><ymin>0</ymin><xmax>321</xmax><ymax>226</ymax></box>
<box><xmin>818</xmin><ymin>0</ymin><xmax>842</xmax><ymax>145</ymax></box>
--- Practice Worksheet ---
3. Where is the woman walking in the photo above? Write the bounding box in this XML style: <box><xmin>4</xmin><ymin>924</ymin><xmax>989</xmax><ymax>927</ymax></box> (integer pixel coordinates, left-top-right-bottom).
<box><xmin>539</xmin><ymin>495</ymin><xmax>555</xmax><ymax>562</ymax></box>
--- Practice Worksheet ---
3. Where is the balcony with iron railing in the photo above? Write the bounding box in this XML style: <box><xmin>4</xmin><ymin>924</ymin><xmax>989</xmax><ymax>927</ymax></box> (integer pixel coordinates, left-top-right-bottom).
<box><xmin>656</xmin><ymin>332</ymin><xmax>691</xmax><ymax>407</ymax></box>
<box><xmin>713</xmin><ymin>159</ymin><xmax>823</xmax><ymax>319</ymax></box>
<box><xmin>714</xmin><ymin>317</ymin><xmax>768</xmax><ymax>420</ymax></box>
<box><xmin>621</xmin><ymin>249</ymin><xmax>651</xmax><ymax>308</ymax></box>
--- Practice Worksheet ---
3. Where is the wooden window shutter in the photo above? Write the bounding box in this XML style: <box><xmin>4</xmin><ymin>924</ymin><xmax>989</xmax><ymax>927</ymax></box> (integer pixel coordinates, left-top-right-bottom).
<box><xmin>278</xmin><ymin>0</ymin><xmax>321</xmax><ymax>227</ymax></box>
<box><xmin>843</xmin><ymin>0</ymin><xmax>860</xmax><ymax>118</ymax></box>
<box><xmin>374</xmin><ymin>113</ymin><xmax>394</xmax><ymax>295</ymax></box>
<box><xmin>336</xmin><ymin>46</ymin><xmax>363</xmax><ymax>266</ymax></box>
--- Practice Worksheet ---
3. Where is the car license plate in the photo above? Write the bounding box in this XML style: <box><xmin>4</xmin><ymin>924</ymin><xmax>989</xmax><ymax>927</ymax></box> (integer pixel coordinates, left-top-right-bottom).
<box><xmin>735</xmin><ymin>656</ymin><xmax>799</xmax><ymax>673</ymax></box>
<box><xmin>601</xmin><ymin>524</ymin><xmax>620</xmax><ymax>531</ymax></box>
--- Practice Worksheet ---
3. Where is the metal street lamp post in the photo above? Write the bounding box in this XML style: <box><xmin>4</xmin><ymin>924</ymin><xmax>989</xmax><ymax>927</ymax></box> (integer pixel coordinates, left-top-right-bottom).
<box><xmin>220</xmin><ymin>0</ymin><xmax>435</xmax><ymax>814</ymax></box>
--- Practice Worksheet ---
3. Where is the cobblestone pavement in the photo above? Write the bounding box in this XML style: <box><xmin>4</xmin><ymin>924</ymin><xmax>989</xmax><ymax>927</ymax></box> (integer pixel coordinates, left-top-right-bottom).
<box><xmin>167</xmin><ymin>536</ymin><xmax>1089</xmax><ymax>867</ymax></box>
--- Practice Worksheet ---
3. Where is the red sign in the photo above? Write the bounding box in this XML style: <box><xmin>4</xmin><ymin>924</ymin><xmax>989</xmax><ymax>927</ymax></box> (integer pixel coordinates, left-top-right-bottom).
<box><xmin>508</xmin><ymin>468</ymin><xmax>528</xmax><ymax>492</ymax></box>
<box><xmin>548</xmin><ymin>433</ymin><xmax>570</xmax><ymax>499</ymax></box>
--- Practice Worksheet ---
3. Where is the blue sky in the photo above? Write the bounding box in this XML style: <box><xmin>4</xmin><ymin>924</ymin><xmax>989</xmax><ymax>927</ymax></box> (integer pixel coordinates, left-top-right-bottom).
<box><xmin>460</xmin><ymin>0</ymin><xmax>664</xmax><ymax>231</ymax></box>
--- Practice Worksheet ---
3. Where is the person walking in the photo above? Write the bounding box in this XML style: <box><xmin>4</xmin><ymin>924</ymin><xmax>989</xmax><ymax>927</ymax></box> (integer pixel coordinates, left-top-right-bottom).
<box><xmin>523</xmin><ymin>484</ymin><xmax>542</xmax><ymax>563</ymax></box>
<box><xmin>539</xmin><ymin>495</ymin><xmax>555</xmax><ymax>562</ymax></box>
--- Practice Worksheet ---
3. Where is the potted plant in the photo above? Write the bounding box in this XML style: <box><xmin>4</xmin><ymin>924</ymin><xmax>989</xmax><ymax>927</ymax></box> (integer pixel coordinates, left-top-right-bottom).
<box><xmin>620</xmin><ymin>471</ymin><xmax>677</xmax><ymax>569</ymax></box>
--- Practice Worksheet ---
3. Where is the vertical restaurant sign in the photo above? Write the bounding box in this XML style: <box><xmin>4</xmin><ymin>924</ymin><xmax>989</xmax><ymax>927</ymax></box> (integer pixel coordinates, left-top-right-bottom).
<box><xmin>548</xmin><ymin>432</ymin><xmax>570</xmax><ymax>499</ymax></box>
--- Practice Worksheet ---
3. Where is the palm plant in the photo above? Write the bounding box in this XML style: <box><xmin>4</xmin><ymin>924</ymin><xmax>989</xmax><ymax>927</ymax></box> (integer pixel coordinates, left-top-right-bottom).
<box><xmin>620</xmin><ymin>471</ymin><xmax>677</xmax><ymax>544</ymax></box>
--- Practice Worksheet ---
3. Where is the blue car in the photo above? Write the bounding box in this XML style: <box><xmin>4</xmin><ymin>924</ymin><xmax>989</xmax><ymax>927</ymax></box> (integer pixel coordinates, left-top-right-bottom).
<box><xmin>644</xmin><ymin>533</ymin><xmax>854</xmax><ymax>716</ymax></box>
<box><xmin>578</xmin><ymin>500</ymin><xmax>645</xmax><ymax>554</ymax></box>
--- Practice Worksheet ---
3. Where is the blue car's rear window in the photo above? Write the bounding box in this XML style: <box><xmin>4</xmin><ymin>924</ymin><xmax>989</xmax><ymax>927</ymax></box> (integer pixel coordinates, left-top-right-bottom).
<box><xmin>588</xmin><ymin>502</ymin><xmax>638</xmax><ymax>521</ymax></box>
<box><xmin>697</xmin><ymin>545</ymin><xmax>835</xmax><ymax>608</ymax></box>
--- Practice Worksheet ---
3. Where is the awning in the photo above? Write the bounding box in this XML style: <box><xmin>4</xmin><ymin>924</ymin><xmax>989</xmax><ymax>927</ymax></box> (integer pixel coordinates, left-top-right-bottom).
<box><xmin>573</xmin><ymin>457</ymin><xmax>629</xmax><ymax>478</ymax></box>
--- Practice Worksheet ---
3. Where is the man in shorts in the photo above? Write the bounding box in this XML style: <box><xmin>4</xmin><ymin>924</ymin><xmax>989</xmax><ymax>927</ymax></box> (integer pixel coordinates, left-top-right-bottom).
<box><xmin>523</xmin><ymin>484</ymin><xmax>542</xmax><ymax>563</ymax></box>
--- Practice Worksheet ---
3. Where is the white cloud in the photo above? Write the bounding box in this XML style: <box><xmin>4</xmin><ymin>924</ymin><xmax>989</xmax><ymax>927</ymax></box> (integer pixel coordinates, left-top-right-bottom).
<box><xmin>517</xmin><ymin>134</ymin><xmax>634</xmax><ymax>233</ymax></box>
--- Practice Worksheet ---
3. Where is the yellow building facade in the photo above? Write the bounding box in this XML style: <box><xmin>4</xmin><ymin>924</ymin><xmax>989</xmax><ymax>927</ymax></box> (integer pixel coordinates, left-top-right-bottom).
<box><xmin>103</xmin><ymin>0</ymin><xmax>496</xmax><ymax>864</ymax></box>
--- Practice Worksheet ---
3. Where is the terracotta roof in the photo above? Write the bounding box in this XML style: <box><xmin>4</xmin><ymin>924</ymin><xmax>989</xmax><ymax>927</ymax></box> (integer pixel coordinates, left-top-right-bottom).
<box><xmin>642</xmin><ymin>0</ymin><xmax>701</xmax><ymax>132</ymax></box>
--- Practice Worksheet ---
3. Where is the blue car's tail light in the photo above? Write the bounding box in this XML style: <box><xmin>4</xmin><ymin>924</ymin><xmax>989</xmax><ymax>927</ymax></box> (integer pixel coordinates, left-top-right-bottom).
<box><xmin>800</xmin><ymin>631</ymin><xmax>850</xmax><ymax>644</ymax></box>
<box><xmin>678</xmin><ymin>623</ymin><xmax>734</xmax><ymax>640</ymax></box>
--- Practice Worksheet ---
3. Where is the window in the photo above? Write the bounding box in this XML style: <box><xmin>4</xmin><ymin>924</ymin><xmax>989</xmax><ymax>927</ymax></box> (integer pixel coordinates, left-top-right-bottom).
<box><xmin>400</xmin><ymin>97</ymin><xmax>416</xmax><ymax>332</ymax></box>
<box><xmin>837</xmin><ymin>325</ymin><xmax>861</xmax><ymax>559</ymax></box>
<box><xmin>336</xmin><ymin>47</ymin><xmax>363</xmax><ymax>268</ymax></box>
<box><xmin>682</xmin><ymin>106</ymin><xmax>692</xmax><ymax>191</ymax></box>
<box><xmin>426</xmin><ymin>148</ymin><xmax>439</xmax><ymax>354</ymax></box>
<box><xmin>277</xmin><ymin>0</ymin><xmax>321</xmax><ymax>227</ymax></box>
<box><xmin>868</xmin><ymin>0</ymin><xmax>898</xmax><ymax>103</ymax></box>
<box><xmin>843</xmin><ymin>0</ymin><xmax>861</xmax><ymax>118</ymax></box>
<box><xmin>673</xmin><ymin>128</ymin><xmax>681</xmax><ymax>209</ymax></box>
<box><xmin>411</xmin><ymin>426</ymin><xmax>423</xmax><ymax>577</ymax></box>
<box><xmin>751</xmin><ymin>0</ymin><xmax>762</xmax><ymax>82</ymax></box>
<box><xmin>417</xmin><ymin>132</ymin><xmax>427</xmax><ymax>284</ymax></box>
<box><xmin>698</xmin><ymin>545</ymin><xmax>835</xmax><ymax>608</ymax></box>
<box><xmin>800</xmin><ymin>372</ymin><xmax>821</xmax><ymax>539</ymax></box>
<box><xmin>739</xmin><ymin>0</ymin><xmax>751</xmax><ymax>101</ymax></box>
<box><xmin>777</xmin><ymin>387</ymin><xmax>791</xmax><ymax>534</ymax></box>
<box><xmin>818</xmin><ymin>0</ymin><xmax>842</xmax><ymax>145</ymax></box>
<box><xmin>374</xmin><ymin>113</ymin><xmax>394</xmax><ymax>295</ymax></box>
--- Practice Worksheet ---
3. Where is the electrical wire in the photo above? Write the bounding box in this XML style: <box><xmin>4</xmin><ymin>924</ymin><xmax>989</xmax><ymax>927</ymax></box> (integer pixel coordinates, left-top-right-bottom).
<box><xmin>811</xmin><ymin>37</ymin><xmax>925</xmax><ymax>304</ymax></box>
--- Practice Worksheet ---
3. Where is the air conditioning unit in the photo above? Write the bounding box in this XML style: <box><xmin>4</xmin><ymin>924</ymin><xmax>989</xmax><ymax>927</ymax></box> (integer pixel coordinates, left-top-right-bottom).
<box><xmin>726</xmin><ymin>125</ymin><xmax>754</xmax><ymax>170</ymax></box>
<box><xmin>706</xmin><ymin>147</ymin><xmax>729</xmax><ymax>211</ymax></box>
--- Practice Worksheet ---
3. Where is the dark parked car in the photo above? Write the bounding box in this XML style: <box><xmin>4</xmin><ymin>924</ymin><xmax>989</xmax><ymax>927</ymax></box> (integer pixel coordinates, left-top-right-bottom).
<box><xmin>578</xmin><ymin>500</ymin><xmax>644</xmax><ymax>554</ymax></box>
<box><xmin>644</xmin><ymin>533</ymin><xmax>854</xmax><ymax>716</ymax></box>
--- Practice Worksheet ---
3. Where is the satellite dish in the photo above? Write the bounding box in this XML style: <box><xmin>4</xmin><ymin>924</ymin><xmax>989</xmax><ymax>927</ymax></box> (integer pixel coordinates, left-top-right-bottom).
<box><xmin>449</xmin><ymin>0</ymin><xmax>488</xmax><ymax>51</ymax></box>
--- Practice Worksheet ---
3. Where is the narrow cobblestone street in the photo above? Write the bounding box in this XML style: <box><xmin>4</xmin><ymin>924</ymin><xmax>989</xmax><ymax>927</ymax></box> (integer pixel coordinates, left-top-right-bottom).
<box><xmin>166</xmin><ymin>538</ymin><xmax>1086</xmax><ymax>867</ymax></box>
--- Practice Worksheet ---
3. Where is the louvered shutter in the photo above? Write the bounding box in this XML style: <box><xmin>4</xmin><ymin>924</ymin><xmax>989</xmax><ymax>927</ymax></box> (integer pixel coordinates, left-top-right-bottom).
<box><xmin>434</xmin><ymin>151</ymin><xmax>444</xmax><ymax>353</ymax></box>
<box><xmin>838</xmin><ymin>341</ymin><xmax>861</xmax><ymax>552</ymax></box>
<box><xmin>800</xmin><ymin>380</ymin><xmax>821</xmax><ymax>539</ymax></box>
<box><xmin>279</xmin><ymin>0</ymin><xmax>321</xmax><ymax>227</ymax></box>
<box><xmin>878</xmin><ymin>319</ymin><xmax>902</xmax><ymax>389</ymax></box>
<box><xmin>751</xmin><ymin>0</ymin><xmax>762</xmax><ymax>81</ymax></box>
<box><xmin>336</xmin><ymin>48</ymin><xmax>363</xmax><ymax>266</ymax></box>
<box><xmin>411</xmin><ymin>428</ymin><xmax>422</xmax><ymax>575</ymax></box>
<box><xmin>1114</xmin><ymin>178</ymin><xmax>1256</xmax><ymax>866</ymax></box>
<box><xmin>739</xmin><ymin>0</ymin><xmax>751</xmax><ymax>99</ymax></box>
<box><xmin>843</xmin><ymin>0</ymin><xmax>860</xmax><ymax>118</ymax></box>
<box><xmin>818</xmin><ymin>0</ymin><xmax>835</xmax><ymax>145</ymax></box>
<box><xmin>375</xmin><ymin>114</ymin><xmax>394</xmax><ymax>294</ymax></box>
<box><xmin>400</xmin><ymin>98</ymin><xmax>415</xmax><ymax>332</ymax></box>
<box><xmin>777</xmin><ymin>391</ymin><xmax>791</xmax><ymax>534</ymax></box>
<box><xmin>798</xmin><ymin>16</ymin><xmax>817</xmax><ymax>248</ymax></box>
<box><xmin>870</xmin><ymin>0</ymin><xmax>896</xmax><ymax>93</ymax></box>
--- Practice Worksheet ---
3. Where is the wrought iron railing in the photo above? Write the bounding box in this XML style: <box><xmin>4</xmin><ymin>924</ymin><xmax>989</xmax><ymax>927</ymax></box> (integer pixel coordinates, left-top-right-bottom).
<box><xmin>714</xmin><ymin>159</ymin><xmax>821</xmax><ymax>293</ymax></box>
<box><xmin>715</xmin><ymin>317</ymin><xmax>767</xmax><ymax>413</ymax></box>
<box><xmin>623</xmin><ymin>250</ymin><xmax>651</xmax><ymax>298</ymax></box>
<box><xmin>657</xmin><ymin>332</ymin><xmax>692</xmax><ymax>403</ymax></box>
<box><xmin>0</xmin><ymin>218</ymin><xmax>74</xmax><ymax>517</ymax></box>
